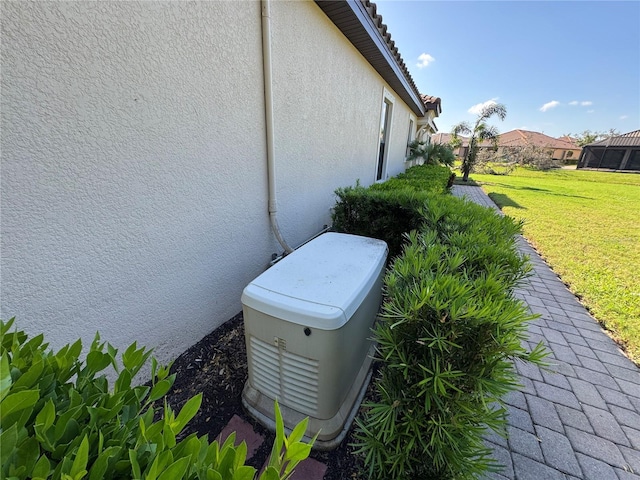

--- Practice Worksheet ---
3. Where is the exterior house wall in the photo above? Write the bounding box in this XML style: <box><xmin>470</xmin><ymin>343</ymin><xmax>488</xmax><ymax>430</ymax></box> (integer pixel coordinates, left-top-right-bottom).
<box><xmin>269</xmin><ymin>1</ymin><xmax>415</xmax><ymax>246</ymax></box>
<box><xmin>552</xmin><ymin>148</ymin><xmax>581</xmax><ymax>161</ymax></box>
<box><xmin>1</xmin><ymin>1</ymin><xmax>276</xmax><ymax>363</ymax></box>
<box><xmin>1</xmin><ymin>1</ymin><xmax>418</xmax><ymax>367</ymax></box>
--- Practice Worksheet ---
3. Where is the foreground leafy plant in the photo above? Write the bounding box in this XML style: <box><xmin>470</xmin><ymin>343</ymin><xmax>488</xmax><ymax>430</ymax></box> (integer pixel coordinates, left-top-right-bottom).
<box><xmin>0</xmin><ymin>319</ymin><xmax>313</xmax><ymax>480</ymax></box>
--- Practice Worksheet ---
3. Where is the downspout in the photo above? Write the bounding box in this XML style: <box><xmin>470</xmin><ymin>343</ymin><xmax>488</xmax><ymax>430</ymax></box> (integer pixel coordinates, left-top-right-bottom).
<box><xmin>261</xmin><ymin>0</ymin><xmax>293</xmax><ymax>254</ymax></box>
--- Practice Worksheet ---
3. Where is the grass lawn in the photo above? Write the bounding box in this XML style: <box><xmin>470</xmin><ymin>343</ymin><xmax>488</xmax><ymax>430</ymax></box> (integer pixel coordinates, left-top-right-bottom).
<box><xmin>470</xmin><ymin>167</ymin><xmax>640</xmax><ymax>362</ymax></box>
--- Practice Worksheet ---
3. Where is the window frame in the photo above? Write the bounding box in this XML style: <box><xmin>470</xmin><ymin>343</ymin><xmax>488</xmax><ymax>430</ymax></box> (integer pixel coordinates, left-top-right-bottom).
<box><xmin>406</xmin><ymin>113</ymin><xmax>417</xmax><ymax>158</ymax></box>
<box><xmin>376</xmin><ymin>88</ymin><xmax>395</xmax><ymax>182</ymax></box>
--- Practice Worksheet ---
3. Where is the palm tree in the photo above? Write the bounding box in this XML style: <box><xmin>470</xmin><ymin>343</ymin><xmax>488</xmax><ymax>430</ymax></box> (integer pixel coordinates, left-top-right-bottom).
<box><xmin>452</xmin><ymin>103</ymin><xmax>507</xmax><ymax>182</ymax></box>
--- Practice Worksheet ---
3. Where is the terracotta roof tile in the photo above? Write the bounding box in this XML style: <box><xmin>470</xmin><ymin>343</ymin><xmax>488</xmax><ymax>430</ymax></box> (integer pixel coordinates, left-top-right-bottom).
<box><xmin>433</xmin><ymin>130</ymin><xmax>583</xmax><ymax>151</ymax></box>
<box><xmin>558</xmin><ymin>135</ymin><xmax>579</xmax><ymax>147</ymax></box>
<box><xmin>361</xmin><ymin>0</ymin><xmax>423</xmax><ymax>105</ymax></box>
<box><xmin>499</xmin><ymin>130</ymin><xmax>578</xmax><ymax>149</ymax></box>
<box><xmin>420</xmin><ymin>94</ymin><xmax>441</xmax><ymax>113</ymax></box>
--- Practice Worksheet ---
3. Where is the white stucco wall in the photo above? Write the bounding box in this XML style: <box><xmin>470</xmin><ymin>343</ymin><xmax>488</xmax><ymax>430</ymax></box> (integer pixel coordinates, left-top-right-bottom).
<box><xmin>269</xmin><ymin>1</ymin><xmax>417</xmax><ymax>247</ymax></box>
<box><xmin>1</xmin><ymin>1</ymin><xmax>278</xmax><ymax>364</ymax></box>
<box><xmin>1</xmin><ymin>0</ymin><xmax>420</xmax><ymax>368</ymax></box>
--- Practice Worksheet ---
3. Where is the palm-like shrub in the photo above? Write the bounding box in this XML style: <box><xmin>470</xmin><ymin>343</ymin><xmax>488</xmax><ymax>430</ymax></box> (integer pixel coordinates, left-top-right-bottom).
<box><xmin>352</xmin><ymin>196</ymin><xmax>547</xmax><ymax>479</ymax></box>
<box><xmin>406</xmin><ymin>141</ymin><xmax>456</xmax><ymax>167</ymax></box>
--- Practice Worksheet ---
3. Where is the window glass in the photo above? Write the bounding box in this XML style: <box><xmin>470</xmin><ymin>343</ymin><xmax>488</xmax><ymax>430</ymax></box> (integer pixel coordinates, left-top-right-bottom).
<box><xmin>376</xmin><ymin>99</ymin><xmax>392</xmax><ymax>181</ymax></box>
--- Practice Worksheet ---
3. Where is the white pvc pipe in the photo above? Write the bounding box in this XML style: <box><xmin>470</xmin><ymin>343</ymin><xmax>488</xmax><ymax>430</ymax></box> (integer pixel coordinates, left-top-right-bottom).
<box><xmin>261</xmin><ymin>0</ymin><xmax>293</xmax><ymax>254</ymax></box>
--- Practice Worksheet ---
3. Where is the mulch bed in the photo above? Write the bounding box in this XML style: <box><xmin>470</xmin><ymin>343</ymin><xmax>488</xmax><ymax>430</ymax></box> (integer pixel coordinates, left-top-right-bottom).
<box><xmin>164</xmin><ymin>312</ymin><xmax>368</xmax><ymax>479</ymax></box>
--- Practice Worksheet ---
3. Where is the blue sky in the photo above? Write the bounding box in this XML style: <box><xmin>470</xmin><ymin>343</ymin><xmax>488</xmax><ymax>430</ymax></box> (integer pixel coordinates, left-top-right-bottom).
<box><xmin>376</xmin><ymin>1</ymin><xmax>640</xmax><ymax>138</ymax></box>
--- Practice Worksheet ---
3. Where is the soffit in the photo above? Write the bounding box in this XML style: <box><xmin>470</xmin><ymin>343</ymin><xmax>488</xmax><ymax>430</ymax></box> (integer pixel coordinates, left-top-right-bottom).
<box><xmin>315</xmin><ymin>0</ymin><xmax>426</xmax><ymax>117</ymax></box>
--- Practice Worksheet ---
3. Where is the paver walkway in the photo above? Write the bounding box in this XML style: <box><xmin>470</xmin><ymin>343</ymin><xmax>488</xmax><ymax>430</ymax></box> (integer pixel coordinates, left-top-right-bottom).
<box><xmin>453</xmin><ymin>185</ymin><xmax>640</xmax><ymax>480</ymax></box>
<box><xmin>218</xmin><ymin>184</ymin><xmax>639</xmax><ymax>479</ymax></box>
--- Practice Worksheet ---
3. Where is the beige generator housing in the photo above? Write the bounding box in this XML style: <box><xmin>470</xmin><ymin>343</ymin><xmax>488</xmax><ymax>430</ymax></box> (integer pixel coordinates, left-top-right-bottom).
<box><xmin>241</xmin><ymin>232</ymin><xmax>388</xmax><ymax>448</ymax></box>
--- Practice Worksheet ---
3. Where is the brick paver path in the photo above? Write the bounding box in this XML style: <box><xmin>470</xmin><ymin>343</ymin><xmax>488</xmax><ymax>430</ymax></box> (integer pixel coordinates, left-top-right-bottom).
<box><xmin>453</xmin><ymin>185</ymin><xmax>640</xmax><ymax>479</ymax></box>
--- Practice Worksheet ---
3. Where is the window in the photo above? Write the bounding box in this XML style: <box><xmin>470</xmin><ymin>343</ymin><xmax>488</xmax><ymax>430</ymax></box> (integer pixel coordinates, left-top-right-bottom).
<box><xmin>406</xmin><ymin>118</ymin><xmax>415</xmax><ymax>157</ymax></box>
<box><xmin>376</xmin><ymin>89</ymin><xmax>394</xmax><ymax>181</ymax></box>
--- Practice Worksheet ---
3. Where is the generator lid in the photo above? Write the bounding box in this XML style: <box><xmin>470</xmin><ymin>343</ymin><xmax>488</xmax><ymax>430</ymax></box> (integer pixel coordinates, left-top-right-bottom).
<box><xmin>242</xmin><ymin>233</ymin><xmax>388</xmax><ymax>330</ymax></box>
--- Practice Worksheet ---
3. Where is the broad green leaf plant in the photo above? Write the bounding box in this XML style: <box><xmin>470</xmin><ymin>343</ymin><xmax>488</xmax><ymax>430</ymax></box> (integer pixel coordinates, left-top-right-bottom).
<box><xmin>0</xmin><ymin>319</ymin><xmax>314</xmax><ymax>480</ymax></box>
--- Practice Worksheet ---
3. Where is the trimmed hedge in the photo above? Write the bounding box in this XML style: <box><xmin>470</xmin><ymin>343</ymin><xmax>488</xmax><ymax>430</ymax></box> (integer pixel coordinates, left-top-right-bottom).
<box><xmin>332</xmin><ymin>164</ymin><xmax>454</xmax><ymax>258</ymax></box>
<box><xmin>332</xmin><ymin>185</ymin><xmax>427</xmax><ymax>258</ymax></box>
<box><xmin>371</xmin><ymin>164</ymin><xmax>454</xmax><ymax>195</ymax></box>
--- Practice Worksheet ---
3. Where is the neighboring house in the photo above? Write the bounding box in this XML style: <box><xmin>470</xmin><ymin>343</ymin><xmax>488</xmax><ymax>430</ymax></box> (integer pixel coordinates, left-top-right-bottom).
<box><xmin>577</xmin><ymin>130</ymin><xmax>640</xmax><ymax>171</ymax></box>
<box><xmin>431</xmin><ymin>132</ymin><xmax>469</xmax><ymax>158</ymax></box>
<box><xmin>433</xmin><ymin>130</ymin><xmax>581</xmax><ymax>163</ymax></box>
<box><xmin>1</xmin><ymin>1</ymin><xmax>433</xmax><ymax>366</ymax></box>
<box><xmin>494</xmin><ymin>130</ymin><xmax>581</xmax><ymax>162</ymax></box>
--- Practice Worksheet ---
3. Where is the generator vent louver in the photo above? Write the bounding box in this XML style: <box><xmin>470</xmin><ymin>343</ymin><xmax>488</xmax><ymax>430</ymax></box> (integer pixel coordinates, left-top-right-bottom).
<box><xmin>249</xmin><ymin>336</ymin><xmax>319</xmax><ymax>415</ymax></box>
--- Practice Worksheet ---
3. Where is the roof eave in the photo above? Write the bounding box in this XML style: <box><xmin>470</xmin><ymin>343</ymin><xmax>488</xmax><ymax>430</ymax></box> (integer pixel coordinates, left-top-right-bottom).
<box><xmin>315</xmin><ymin>0</ymin><xmax>426</xmax><ymax>117</ymax></box>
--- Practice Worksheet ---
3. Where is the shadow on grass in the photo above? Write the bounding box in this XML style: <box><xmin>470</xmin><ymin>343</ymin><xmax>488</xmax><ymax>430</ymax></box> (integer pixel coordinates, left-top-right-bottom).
<box><xmin>481</xmin><ymin>181</ymin><xmax>593</xmax><ymax>200</ymax></box>
<box><xmin>488</xmin><ymin>192</ymin><xmax>526</xmax><ymax>210</ymax></box>
<box><xmin>452</xmin><ymin>177</ymin><xmax>480</xmax><ymax>187</ymax></box>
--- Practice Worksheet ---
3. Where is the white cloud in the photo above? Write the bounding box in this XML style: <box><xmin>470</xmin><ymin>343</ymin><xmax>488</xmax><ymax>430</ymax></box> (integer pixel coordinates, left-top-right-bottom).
<box><xmin>620</xmin><ymin>115</ymin><xmax>629</xmax><ymax>120</ymax></box>
<box><xmin>540</xmin><ymin>100</ymin><xmax>560</xmax><ymax>112</ymax></box>
<box><xmin>416</xmin><ymin>53</ymin><xmax>435</xmax><ymax>69</ymax></box>
<box><xmin>587</xmin><ymin>110</ymin><xmax>595</xmax><ymax>114</ymax></box>
<box><xmin>468</xmin><ymin>98</ymin><xmax>499</xmax><ymax>115</ymax></box>
<box><xmin>569</xmin><ymin>100</ymin><xmax>592</xmax><ymax>107</ymax></box>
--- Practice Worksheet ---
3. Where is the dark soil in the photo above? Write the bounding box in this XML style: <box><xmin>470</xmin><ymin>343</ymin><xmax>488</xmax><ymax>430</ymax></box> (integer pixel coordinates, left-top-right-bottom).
<box><xmin>164</xmin><ymin>312</ymin><xmax>368</xmax><ymax>479</ymax></box>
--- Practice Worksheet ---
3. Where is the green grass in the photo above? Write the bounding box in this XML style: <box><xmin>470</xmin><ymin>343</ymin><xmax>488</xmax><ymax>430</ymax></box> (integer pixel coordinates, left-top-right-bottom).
<box><xmin>470</xmin><ymin>167</ymin><xmax>640</xmax><ymax>362</ymax></box>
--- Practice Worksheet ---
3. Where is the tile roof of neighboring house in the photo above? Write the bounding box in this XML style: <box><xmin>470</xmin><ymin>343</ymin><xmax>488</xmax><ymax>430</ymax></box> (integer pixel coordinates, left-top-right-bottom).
<box><xmin>420</xmin><ymin>94</ymin><xmax>441</xmax><ymax>115</ymax></box>
<box><xmin>432</xmin><ymin>132</ymin><xmax>469</xmax><ymax>146</ymax></box>
<box><xmin>433</xmin><ymin>130</ymin><xmax>582</xmax><ymax>150</ymax></box>
<box><xmin>315</xmin><ymin>0</ymin><xmax>426</xmax><ymax>116</ymax></box>
<box><xmin>558</xmin><ymin>135</ymin><xmax>579</xmax><ymax>147</ymax></box>
<box><xmin>499</xmin><ymin>130</ymin><xmax>578</xmax><ymax>150</ymax></box>
<box><xmin>588</xmin><ymin>129</ymin><xmax>640</xmax><ymax>147</ymax></box>
<box><xmin>432</xmin><ymin>133</ymin><xmax>452</xmax><ymax>144</ymax></box>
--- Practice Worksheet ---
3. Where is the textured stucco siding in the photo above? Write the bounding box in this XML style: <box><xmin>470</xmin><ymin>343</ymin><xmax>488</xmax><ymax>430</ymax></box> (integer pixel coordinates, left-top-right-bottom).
<box><xmin>1</xmin><ymin>0</ymin><xmax>419</xmax><ymax>367</ymax></box>
<box><xmin>270</xmin><ymin>1</ymin><xmax>416</xmax><ymax>246</ymax></box>
<box><xmin>1</xmin><ymin>1</ymin><xmax>277</xmax><ymax>363</ymax></box>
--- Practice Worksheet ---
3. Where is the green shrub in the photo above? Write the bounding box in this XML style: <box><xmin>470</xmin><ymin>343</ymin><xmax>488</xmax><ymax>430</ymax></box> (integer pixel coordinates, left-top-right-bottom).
<box><xmin>406</xmin><ymin>142</ymin><xmax>456</xmax><ymax>167</ymax></box>
<box><xmin>332</xmin><ymin>184</ymin><xmax>428</xmax><ymax>258</ymax></box>
<box><xmin>0</xmin><ymin>319</ymin><xmax>314</xmax><ymax>480</ymax></box>
<box><xmin>381</xmin><ymin>164</ymin><xmax>453</xmax><ymax>195</ymax></box>
<box><xmin>352</xmin><ymin>197</ymin><xmax>547</xmax><ymax>479</ymax></box>
<box><xmin>332</xmin><ymin>165</ymin><xmax>453</xmax><ymax>258</ymax></box>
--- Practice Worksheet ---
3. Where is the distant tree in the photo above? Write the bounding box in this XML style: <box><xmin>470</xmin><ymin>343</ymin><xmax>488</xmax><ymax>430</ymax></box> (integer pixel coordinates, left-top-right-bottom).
<box><xmin>451</xmin><ymin>103</ymin><xmax>507</xmax><ymax>182</ymax></box>
<box><xmin>478</xmin><ymin>144</ymin><xmax>561</xmax><ymax>172</ymax></box>
<box><xmin>570</xmin><ymin>129</ymin><xmax>620</xmax><ymax>147</ymax></box>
